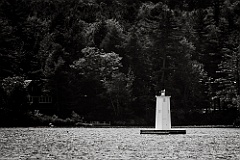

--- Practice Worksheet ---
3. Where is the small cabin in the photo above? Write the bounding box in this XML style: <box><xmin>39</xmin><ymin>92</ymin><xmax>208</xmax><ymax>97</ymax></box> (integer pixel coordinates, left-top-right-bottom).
<box><xmin>24</xmin><ymin>79</ymin><xmax>53</xmax><ymax>110</ymax></box>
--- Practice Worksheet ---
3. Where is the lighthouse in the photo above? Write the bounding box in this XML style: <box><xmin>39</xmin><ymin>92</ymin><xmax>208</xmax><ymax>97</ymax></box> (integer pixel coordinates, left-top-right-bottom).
<box><xmin>140</xmin><ymin>90</ymin><xmax>186</xmax><ymax>134</ymax></box>
<box><xmin>155</xmin><ymin>90</ymin><xmax>171</xmax><ymax>130</ymax></box>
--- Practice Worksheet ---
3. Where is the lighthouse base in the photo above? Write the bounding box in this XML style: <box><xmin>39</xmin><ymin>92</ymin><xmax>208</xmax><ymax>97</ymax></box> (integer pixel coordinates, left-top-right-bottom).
<box><xmin>140</xmin><ymin>129</ymin><xmax>186</xmax><ymax>135</ymax></box>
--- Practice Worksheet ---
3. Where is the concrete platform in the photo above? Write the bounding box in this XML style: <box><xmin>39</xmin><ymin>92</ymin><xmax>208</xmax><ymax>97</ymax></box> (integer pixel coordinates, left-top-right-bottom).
<box><xmin>140</xmin><ymin>129</ymin><xmax>186</xmax><ymax>135</ymax></box>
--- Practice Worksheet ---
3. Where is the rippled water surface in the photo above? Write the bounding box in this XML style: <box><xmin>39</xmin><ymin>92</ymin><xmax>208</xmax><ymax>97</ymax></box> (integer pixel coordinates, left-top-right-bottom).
<box><xmin>0</xmin><ymin>127</ymin><xmax>240</xmax><ymax>159</ymax></box>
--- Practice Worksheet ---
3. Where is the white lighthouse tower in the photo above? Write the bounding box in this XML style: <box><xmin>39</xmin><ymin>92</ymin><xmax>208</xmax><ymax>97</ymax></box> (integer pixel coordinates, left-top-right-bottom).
<box><xmin>140</xmin><ymin>90</ymin><xmax>186</xmax><ymax>134</ymax></box>
<box><xmin>155</xmin><ymin>90</ymin><xmax>171</xmax><ymax>130</ymax></box>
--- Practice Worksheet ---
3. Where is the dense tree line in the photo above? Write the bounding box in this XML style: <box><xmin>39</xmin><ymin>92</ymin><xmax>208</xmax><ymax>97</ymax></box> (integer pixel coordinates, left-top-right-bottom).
<box><xmin>0</xmin><ymin>0</ymin><xmax>240</xmax><ymax>126</ymax></box>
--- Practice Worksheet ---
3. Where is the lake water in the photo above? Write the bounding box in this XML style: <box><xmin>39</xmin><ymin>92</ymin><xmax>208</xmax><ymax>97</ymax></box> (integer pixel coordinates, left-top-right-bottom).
<box><xmin>0</xmin><ymin>127</ymin><xmax>240</xmax><ymax>159</ymax></box>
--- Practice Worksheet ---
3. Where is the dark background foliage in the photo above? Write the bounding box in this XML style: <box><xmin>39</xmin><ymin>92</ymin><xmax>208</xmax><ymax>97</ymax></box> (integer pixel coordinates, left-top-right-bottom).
<box><xmin>0</xmin><ymin>0</ymin><xmax>240</xmax><ymax>126</ymax></box>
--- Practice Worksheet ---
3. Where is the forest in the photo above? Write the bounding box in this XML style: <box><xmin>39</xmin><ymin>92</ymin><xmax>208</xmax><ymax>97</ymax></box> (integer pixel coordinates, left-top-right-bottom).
<box><xmin>0</xmin><ymin>0</ymin><xmax>240</xmax><ymax>126</ymax></box>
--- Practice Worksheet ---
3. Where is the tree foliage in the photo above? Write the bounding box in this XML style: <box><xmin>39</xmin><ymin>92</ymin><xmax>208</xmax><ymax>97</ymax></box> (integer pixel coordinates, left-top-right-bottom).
<box><xmin>1</xmin><ymin>0</ymin><xmax>240</xmax><ymax>125</ymax></box>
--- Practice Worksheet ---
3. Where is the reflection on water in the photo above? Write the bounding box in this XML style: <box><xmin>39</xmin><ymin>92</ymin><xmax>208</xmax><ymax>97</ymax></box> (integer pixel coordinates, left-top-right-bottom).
<box><xmin>0</xmin><ymin>128</ymin><xmax>240</xmax><ymax>159</ymax></box>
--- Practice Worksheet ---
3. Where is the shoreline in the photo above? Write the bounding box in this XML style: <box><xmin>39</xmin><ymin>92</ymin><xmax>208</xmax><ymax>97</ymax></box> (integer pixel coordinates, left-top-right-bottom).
<box><xmin>0</xmin><ymin>125</ymin><xmax>238</xmax><ymax>128</ymax></box>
